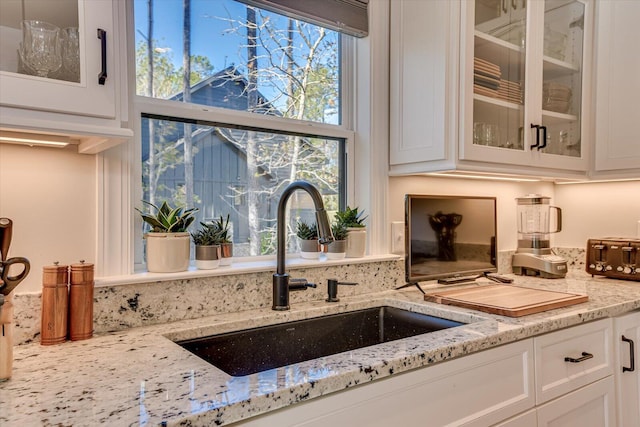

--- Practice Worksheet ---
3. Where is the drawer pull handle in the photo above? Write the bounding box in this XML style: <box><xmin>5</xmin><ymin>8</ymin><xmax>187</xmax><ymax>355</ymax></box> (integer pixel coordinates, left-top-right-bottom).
<box><xmin>564</xmin><ymin>352</ymin><xmax>593</xmax><ymax>363</ymax></box>
<box><xmin>622</xmin><ymin>335</ymin><xmax>635</xmax><ymax>372</ymax></box>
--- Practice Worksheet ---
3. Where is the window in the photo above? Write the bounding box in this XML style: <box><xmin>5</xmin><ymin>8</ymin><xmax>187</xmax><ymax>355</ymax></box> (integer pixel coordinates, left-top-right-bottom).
<box><xmin>133</xmin><ymin>0</ymin><xmax>352</xmax><ymax>261</ymax></box>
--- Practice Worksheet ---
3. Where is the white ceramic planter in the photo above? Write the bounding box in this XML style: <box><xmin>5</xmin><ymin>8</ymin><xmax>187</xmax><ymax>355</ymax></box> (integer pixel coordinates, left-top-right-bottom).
<box><xmin>346</xmin><ymin>227</ymin><xmax>366</xmax><ymax>258</ymax></box>
<box><xmin>145</xmin><ymin>232</ymin><xmax>190</xmax><ymax>273</ymax></box>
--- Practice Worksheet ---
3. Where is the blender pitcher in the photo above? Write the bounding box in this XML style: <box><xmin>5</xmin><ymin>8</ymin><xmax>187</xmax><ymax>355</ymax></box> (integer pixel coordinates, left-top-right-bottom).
<box><xmin>513</xmin><ymin>194</ymin><xmax>567</xmax><ymax>278</ymax></box>
<box><xmin>516</xmin><ymin>194</ymin><xmax>562</xmax><ymax>252</ymax></box>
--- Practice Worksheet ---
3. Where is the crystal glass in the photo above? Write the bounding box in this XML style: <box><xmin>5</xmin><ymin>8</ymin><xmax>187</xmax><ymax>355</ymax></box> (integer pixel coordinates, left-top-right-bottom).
<box><xmin>21</xmin><ymin>20</ymin><xmax>62</xmax><ymax>78</ymax></box>
<box><xmin>61</xmin><ymin>27</ymin><xmax>80</xmax><ymax>82</ymax></box>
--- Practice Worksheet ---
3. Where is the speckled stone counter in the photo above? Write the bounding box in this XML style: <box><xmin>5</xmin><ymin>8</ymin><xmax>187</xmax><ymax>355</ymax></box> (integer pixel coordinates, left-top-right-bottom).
<box><xmin>2</xmin><ymin>271</ymin><xmax>639</xmax><ymax>426</ymax></box>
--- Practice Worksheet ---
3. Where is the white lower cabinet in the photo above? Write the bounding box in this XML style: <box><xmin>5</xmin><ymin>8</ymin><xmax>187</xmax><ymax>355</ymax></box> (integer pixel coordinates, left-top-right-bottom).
<box><xmin>534</xmin><ymin>318</ymin><xmax>614</xmax><ymax>404</ymax></box>
<box><xmin>536</xmin><ymin>376</ymin><xmax>616</xmax><ymax>427</ymax></box>
<box><xmin>614</xmin><ymin>311</ymin><xmax>640</xmax><ymax>427</ymax></box>
<box><xmin>492</xmin><ymin>409</ymin><xmax>537</xmax><ymax>427</ymax></box>
<box><xmin>235</xmin><ymin>339</ymin><xmax>535</xmax><ymax>426</ymax></box>
<box><xmin>235</xmin><ymin>319</ymin><xmax>621</xmax><ymax>426</ymax></box>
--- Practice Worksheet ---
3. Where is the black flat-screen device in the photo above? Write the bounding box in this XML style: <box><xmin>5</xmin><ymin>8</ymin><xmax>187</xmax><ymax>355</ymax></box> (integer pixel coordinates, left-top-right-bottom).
<box><xmin>405</xmin><ymin>194</ymin><xmax>497</xmax><ymax>284</ymax></box>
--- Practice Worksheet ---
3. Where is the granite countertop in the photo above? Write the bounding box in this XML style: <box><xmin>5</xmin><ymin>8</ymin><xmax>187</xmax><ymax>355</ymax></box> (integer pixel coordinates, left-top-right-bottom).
<box><xmin>2</xmin><ymin>272</ymin><xmax>640</xmax><ymax>426</ymax></box>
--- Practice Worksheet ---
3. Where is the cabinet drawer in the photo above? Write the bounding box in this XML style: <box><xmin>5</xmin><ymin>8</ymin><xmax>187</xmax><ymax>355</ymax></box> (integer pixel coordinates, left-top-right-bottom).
<box><xmin>536</xmin><ymin>376</ymin><xmax>616</xmax><ymax>427</ymax></box>
<box><xmin>535</xmin><ymin>318</ymin><xmax>614</xmax><ymax>404</ymax></box>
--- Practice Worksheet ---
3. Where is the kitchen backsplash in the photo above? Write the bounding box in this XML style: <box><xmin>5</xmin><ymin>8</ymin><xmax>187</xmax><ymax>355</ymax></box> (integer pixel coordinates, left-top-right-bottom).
<box><xmin>10</xmin><ymin>248</ymin><xmax>586</xmax><ymax>346</ymax></box>
<box><xmin>12</xmin><ymin>259</ymin><xmax>405</xmax><ymax>345</ymax></box>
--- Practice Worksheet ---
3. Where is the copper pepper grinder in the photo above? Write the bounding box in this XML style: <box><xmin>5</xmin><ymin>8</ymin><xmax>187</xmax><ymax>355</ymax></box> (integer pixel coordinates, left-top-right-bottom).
<box><xmin>69</xmin><ymin>260</ymin><xmax>94</xmax><ymax>341</ymax></box>
<box><xmin>41</xmin><ymin>262</ymin><xmax>69</xmax><ymax>345</ymax></box>
<box><xmin>0</xmin><ymin>294</ymin><xmax>15</xmax><ymax>381</ymax></box>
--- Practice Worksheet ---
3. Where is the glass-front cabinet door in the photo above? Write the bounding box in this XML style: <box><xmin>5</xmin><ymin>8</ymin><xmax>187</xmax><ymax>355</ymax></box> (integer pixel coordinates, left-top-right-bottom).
<box><xmin>0</xmin><ymin>0</ymin><xmax>116</xmax><ymax>119</ymax></box>
<box><xmin>461</xmin><ymin>0</ymin><xmax>591</xmax><ymax>173</ymax></box>
<box><xmin>540</xmin><ymin>0</ymin><xmax>585</xmax><ymax>158</ymax></box>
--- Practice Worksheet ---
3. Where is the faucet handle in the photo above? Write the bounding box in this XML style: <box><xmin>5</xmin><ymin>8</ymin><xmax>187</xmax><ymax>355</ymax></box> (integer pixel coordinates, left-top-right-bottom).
<box><xmin>326</xmin><ymin>279</ymin><xmax>358</xmax><ymax>302</ymax></box>
<box><xmin>289</xmin><ymin>278</ymin><xmax>317</xmax><ymax>291</ymax></box>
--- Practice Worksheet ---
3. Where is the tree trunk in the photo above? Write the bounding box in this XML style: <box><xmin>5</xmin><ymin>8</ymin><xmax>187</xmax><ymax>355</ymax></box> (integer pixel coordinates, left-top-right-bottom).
<box><xmin>246</xmin><ymin>7</ymin><xmax>261</xmax><ymax>255</ymax></box>
<box><xmin>182</xmin><ymin>0</ymin><xmax>194</xmax><ymax>208</ymax></box>
<box><xmin>286</xmin><ymin>19</ymin><xmax>300</xmax><ymax>185</ymax></box>
<box><xmin>147</xmin><ymin>0</ymin><xmax>156</xmax><ymax>205</ymax></box>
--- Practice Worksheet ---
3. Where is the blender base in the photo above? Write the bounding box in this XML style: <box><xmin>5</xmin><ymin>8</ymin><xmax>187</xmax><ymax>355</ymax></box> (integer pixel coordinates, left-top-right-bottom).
<box><xmin>512</xmin><ymin>252</ymin><xmax>567</xmax><ymax>279</ymax></box>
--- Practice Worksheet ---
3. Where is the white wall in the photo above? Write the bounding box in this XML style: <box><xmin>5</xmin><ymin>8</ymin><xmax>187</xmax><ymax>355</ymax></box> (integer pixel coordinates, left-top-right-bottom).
<box><xmin>389</xmin><ymin>176</ymin><xmax>555</xmax><ymax>253</ymax></box>
<box><xmin>0</xmin><ymin>143</ymin><xmax>96</xmax><ymax>293</ymax></box>
<box><xmin>554</xmin><ymin>181</ymin><xmax>640</xmax><ymax>247</ymax></box>
<box><xmin>389</xmin><ymin>176</ymin><xmax>640</xmax><ymax>253</ymax></box>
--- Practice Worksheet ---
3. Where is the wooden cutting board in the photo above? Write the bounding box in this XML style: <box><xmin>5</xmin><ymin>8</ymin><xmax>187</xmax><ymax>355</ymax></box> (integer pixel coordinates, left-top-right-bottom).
<box><xmin>424</xmin><ymin>284</ymin><xmax>588</xmax><ymax>317</ymax></box>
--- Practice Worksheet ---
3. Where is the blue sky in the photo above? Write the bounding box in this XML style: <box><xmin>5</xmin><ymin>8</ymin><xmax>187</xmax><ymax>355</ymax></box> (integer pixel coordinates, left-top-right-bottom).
<box><xmin>133</xmin><ymin>0</ymin><xmax>341</xmax><ymax>123</ymax></box>
<box><xmin>134</xmin><ymin>0</ymin><xmax>247</xmax><ymax>72</ymax></box>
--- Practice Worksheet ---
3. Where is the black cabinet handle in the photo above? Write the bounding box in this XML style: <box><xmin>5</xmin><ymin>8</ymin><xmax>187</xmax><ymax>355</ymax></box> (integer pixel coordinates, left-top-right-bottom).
<box><xmin>622</xmin><ymin>335</ymin><xmax>635</xmax><ymax>372</ymax></box>
<box><xmin>564</xmin><ymin>351</ymin><xmax>593</xmax><ymax>363</ymax></box>
<box><xmin>538</xmin><ymin>125</ymin><xmax>548</xmax><ymax>150</ymax></box>
<box><xmin>530</xmin><ymin>124</ymin><xmax>540</xmax><ymax>149</ymax></box>
<box><xmin>97</xmin><ymin>29</ymin><xmax>107</xmax><ymax>85</ymax></box>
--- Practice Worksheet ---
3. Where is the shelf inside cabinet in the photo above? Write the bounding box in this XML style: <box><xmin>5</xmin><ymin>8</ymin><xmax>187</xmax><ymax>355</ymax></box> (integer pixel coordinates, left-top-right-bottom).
<box><xmin>543</xmin><ymin>56</ymin><xmax>580</xmax><ymax>79</ymax></box>
<box><xmin>542</xmin><ymin>110</ymin><xmax>578</xmax><ymax>124</ymax></box>
<box><xmin>475</xmin><ymin>94</ymin><xmax>523</xmax><ymax>111</ymax></box>
<box><xmin>474</xmin><ymin>31</ymin><xmax>524</xmax><ymax>69</ymax></box>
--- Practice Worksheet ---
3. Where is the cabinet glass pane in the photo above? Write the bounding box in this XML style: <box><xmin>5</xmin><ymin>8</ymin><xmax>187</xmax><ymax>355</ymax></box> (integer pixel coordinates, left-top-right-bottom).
<box><xmin>474</xmin><ymin>0</ymin><xmax>526</xmax><ymax>151</ymax></box>
<box><xmin>541</xmin><ymin>0</ymin><xmax>584</xmax><ymax>158</ymax></box>
<box><xmin>0</xmin><ymin>0</ymin><xmax>79</xmax><ymax>82</ymax></box>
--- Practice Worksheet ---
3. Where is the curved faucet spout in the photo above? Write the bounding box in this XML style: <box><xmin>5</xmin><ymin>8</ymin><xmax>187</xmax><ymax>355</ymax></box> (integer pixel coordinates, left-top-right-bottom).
<box><xmin>273</xmin><ymin>180</ymin><xmax>334</xmax><ymax>310</ymax></box>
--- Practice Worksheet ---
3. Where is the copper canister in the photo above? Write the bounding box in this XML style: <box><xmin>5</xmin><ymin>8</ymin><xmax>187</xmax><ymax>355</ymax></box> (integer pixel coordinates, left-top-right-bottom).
<box><xmin>41</xmin><ymin>264</ymin><xmax>69</xmax><ymax>345</ymax></box>
<box><xmin>69</xmin><ymin>261</ymin><xmax>94</xmax><ymax>341</ymax></box>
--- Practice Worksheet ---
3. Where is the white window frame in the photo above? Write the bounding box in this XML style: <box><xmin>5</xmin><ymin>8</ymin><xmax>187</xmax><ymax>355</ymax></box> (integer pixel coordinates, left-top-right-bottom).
<box><xmin>96</xmin><ymin>0</ymin><xmax>389</xmax><ymax>278</ymax></box>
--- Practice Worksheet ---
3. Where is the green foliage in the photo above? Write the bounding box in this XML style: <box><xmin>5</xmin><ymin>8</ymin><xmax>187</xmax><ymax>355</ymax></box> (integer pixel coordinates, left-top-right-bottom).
<box><xmin>136</xmin><ymin>200</ymin><xmax>198</xmax><ymax>232</ymax></box>
<box><xmin>335</xmin><ymin>206</ymin><xmax>367</xmax><ymax>228</ymax></box>
<box><xmin>191</xmin><ymin>222</ymin><xmax>221</xmax><ymax>246</ymax></box>
<box><xmin>212</xmin><ymin>214</ymin><xmax>232</xmax><ymax>244</ymax></box>
<box><xmin>296</xmin><ymin>220</ymin><xmax>318</xmax><ymax>240</ymax></box>
<box><xmin>331</xmin><ymin>222</ymin><xmax>348</xmax><ymax>241</ymax></box>
<box><xmin>135</xmin><ymin>41</ymin><xmax>214</xmax><ymax>98</ymax></box>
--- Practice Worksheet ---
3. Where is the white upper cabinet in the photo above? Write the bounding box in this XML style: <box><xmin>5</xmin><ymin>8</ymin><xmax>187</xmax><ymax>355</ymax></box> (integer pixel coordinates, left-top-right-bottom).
<box><xmin>390</xmin><ymin>0</ymin><xmax>594</xmax><ymax>179</ymax></box>
<box><xmin>592</xmin><ymin>0</ymin><xmax>640</xmax><ymax>177</ymax></box>
<box><xmin>0</xmin><ymin>0</ymin><xmax>130</xmax><ymax>153</ymax></box>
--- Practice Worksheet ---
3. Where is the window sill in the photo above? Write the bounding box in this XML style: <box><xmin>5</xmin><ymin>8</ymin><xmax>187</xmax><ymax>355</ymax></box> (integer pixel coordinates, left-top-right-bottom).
<box><xmin>96</xmin><ymin>254</ymin><xmax>403</xmax><ymax>287</ymax></box>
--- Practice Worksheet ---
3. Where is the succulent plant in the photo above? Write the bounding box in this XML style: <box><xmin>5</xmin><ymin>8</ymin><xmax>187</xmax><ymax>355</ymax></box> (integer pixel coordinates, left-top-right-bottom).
<box><xmin>136</xmin><ymin>200</ymin><xmax>198</xmax><ymax>233</ymax></box>
<box><xmin>330</xmin><ymin>222</ymin><xmax>348</xmax><ymax>241</ymax></box>
<box><xmin>296</xmin><ymin>220</ymin><xmax>318</xmax><ymax>240</ymax></box>
<box><xmin>191</xmin><ymin>222</ymin><xmax>221</xmax><ymax>246</ymax></box>
<box><xmin>212</xmin><ymin>214</ymin><xmax>232</xmax><ymax>244</ymax></box>
<box><xmin>335</xmin><ymin>206</ymin><xmax>367</xmax><ymax>228</ymax></box>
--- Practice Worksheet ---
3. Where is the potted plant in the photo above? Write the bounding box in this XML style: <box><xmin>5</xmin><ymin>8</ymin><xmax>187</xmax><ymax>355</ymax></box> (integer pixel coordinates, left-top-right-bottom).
<box><xmin>136</xmin><ymin>200</ymin><xmax>198</xmax><ymax>273</ymax></box>
<box><xmin>335</xmin><ymin>206</ymin><xmax>367</xmax><ymax>258</ymax></box>
<box><xmin>296</xmin><ymin>220</ymin><xmax>320</xmax><ymax>259</ymax></box>
<box><xmin>191</xmin><ymin>222</ymin><xmax>221</xmax><ymax>270</ymax></box>
<box><xmin>326</xmin><ymin>222</ymin><xmax>348</xmax><ymax>259</ymax></box>
<box><xmin>212</xmin><ymin>214</ymin><xmax>233</xmax><ymax>266</ymax></box>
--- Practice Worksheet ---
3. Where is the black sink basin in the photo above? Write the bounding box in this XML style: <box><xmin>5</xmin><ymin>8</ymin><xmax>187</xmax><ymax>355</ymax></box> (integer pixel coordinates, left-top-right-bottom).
<box><xmin>177</xmin><ymin>306</ymin><xmax>464</xmax><ymax>376</ymax></box>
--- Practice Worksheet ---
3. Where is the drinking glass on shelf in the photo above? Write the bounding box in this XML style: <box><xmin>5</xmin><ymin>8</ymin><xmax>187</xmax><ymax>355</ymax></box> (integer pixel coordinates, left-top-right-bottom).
<box><xmin>17</xmin><ymin>43</ymin><xmax>37</xmax><ymax>76</ymax></box>
<box><xmin>473</xmin><ymin>122</ymin><xmax>486</xmax><ymax>145</ymax></box>
<box><xmin>485</xmin><ymin>124</ymin><xmax>500</xmax><ymax>147</ymax></box>
<box><xmin>61</xmin><ymin>27</ymin><xmax>80</xmax><ymax>82</ymax></box>
<box><xmin>21</xmin><ymin>20</ymin><xmax>62</xmax><ymax>78</ymax></box>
